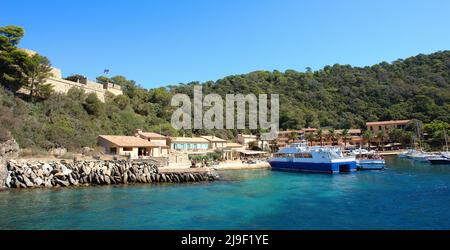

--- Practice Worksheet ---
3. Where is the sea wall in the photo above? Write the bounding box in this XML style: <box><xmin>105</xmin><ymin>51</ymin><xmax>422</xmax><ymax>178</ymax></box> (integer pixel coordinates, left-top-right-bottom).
<box><xmin>0</xmin><ymin>139</ymin><xmax>20</xmax><ymax>188</ymax></box>
<box><xmin>4</xmin><ymin>160</ymin><xmax>219</xmax><ymax>189</ymax></box>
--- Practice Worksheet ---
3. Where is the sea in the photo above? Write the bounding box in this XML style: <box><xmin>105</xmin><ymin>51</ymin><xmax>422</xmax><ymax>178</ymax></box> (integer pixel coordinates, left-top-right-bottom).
<box><xmin>1</xmin><ymin>156</ymin><xmax>450</xmax><ymax>229</ymax></box>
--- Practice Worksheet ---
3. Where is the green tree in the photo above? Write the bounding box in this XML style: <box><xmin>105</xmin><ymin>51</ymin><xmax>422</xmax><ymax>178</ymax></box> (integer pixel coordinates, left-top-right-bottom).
<box><xmin>362</xmin><ymin>130</ymin><xmax>374</xmax><ymax>149</ymax></box>
<box><xmin>305</xmin><ymin>133</ymin><xmax>316</xmax><ymax>146</ymax></box>
<box><xmin>21</xmin><ymin>53</ymin><xmax>53</xmax><ymax>101</ymax></box>
<box><xmin>0</xmin><ymin>25</ymin><xmax>24</xmax><ymax>47</ymax></box>
<box><xmin>376</xmin><ymin>130</ymin><xmax>387</xmax><ymax>151</ymax></box>
<box><xmin>0</xmin><ymin>25</ymin><xmax>27</xmax><ymax>91</ymax></box>
<box><xmin>341</xmin><ymin>129</ymin><xmax>349</xmax><ymax>148</ymax></box>
<box><xmin>83</xmin><ymin>93</ymin><xmax>104</xmax><ymax>116</ymax></box>
<box><xmin>288</xmin><ymin>132</ymin><xmax>298</xmax><ymax>144</ymax></box>
<box><xmin>316</xmin><ymin>129</ymin><xmax>324</xmax><ymax>146</ymax></box>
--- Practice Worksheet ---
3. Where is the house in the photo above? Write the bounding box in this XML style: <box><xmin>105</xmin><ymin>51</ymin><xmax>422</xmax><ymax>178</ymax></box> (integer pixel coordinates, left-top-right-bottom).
<box><xmin>135</xmin><ymin>129</ymin><xmax>167</xmax><ymax>146</ymax></box>
<box><xmin>237</xmin><ymin>134</ymin><xmax>257</xmax><ymax>149</ymax></box>
<box><xmin>97</xmin><ymin>135</ymin><xmax>169</xmax><ymax>159</ymax></box>
<box><xmin>169</xmin><ymin>137</ymin><xmax>210</xmax><ymax>152</ymax></box>
<box><xmin>276</xmin><ymin>130</ymin><xmax>304</xmax><ymax>148</ymax></box>
<box><xmin>222</xmin><ymin>142</ymin><xmax>246</xmax><ymax>161</ymax></box>
<box><xmin>200</xmin><ymin>136</ymin><xmax>227</xmax><ymax>150</ymax></box>
<box><xmin>366</xmin><ymin>120</ymin><xmax>411</xmax><ymax>134</ymax></box>
<box><xmin>336</xmin><ymin>129</ymin><xmax>362</xmax><ymax>147</ymax></box>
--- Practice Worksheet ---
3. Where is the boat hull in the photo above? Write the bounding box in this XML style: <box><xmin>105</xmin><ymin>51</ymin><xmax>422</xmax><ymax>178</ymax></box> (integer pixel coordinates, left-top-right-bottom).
<box><xmin>357</xmin><ymin>160</ymin><xmax>385</xmax><ymax>170</ymax></box>
<box><xmin>269</xmin><ymin>160</ymin><xmax>357</xmax><ymax>174</ymax></box>
<box><xmin>428</xmin><ymin>159</ymin><xmax>450</xmax><ymax>165</ymax></box>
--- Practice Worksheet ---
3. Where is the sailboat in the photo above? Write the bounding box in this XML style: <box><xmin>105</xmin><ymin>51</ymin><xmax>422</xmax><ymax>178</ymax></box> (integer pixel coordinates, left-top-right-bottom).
<box><xmin>427</xmin><ymin>129</ymin><xmax>450</xmax><ymax>165</ymax></box>
<box><xmin>406</xmin><ymin>122</ymin><xmax>434</xmax><ymax>162</ymax></box>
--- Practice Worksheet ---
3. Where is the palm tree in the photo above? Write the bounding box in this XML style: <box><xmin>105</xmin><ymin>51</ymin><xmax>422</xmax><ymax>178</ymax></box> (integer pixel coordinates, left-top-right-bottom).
<box><xmin>362</xmin><ymin>130</ymin><xmax>374</xmax><ymax>150</ymax></box>
<box><xmin>327</xmin><ymin>128</ymin><xmax>337</xmax><ymax>146</ymax></box>
<box><xmin>376</xmin><ymin>129</ymin><xmax>388</xmax><ymax>151</ymax></box>
<box><xmin>269</xmin><ymin>139</ymin><xmax>278</xmax><ymax>153</ymax></box>
<box><xmin>341</xmin><ymin>129</ymin><xmax>349</xmax><ymax>149</ymax></box>
<box><xmin>305</xmin><ymin>133</ymin><xmax>316</xmax><ymax>146</ymax></box>
<box><xmin>288</xmin><ymin>132</ymin><xmax>298</xmax><ymax>144</ymax></box>
<box><xmin>316</xmin><ymin>129</ymin><xmax>324</xmax><ymax>146</ymax></box>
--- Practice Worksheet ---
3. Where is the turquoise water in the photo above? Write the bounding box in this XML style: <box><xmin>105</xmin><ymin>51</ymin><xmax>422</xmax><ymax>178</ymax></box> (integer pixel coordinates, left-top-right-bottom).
<box><xmin>1</xmin><ymin>156</ymin><xmax>450</xmax><ymax>230</ymax></box>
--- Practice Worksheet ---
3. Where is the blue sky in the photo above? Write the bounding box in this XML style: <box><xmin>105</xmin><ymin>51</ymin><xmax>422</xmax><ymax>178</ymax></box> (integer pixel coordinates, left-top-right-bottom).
<box><xmin>2</xmin><ymin>0</ymin><xmax>450</xmax><ymax>88</ymax></box>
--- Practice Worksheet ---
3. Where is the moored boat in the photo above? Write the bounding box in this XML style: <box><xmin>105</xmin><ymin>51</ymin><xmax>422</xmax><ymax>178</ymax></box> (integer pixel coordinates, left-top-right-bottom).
<box><xmin>350</xmin><ymin>149</ymin><xmax>385</xmax><ymax>170</ymax></box>
<box><xmin>428</xmin><ymin>157</ymin><xmax>450</xmax><ymax>165</ymax></box>
<box><xmin>269</xmin><ymin>142</ymin><xmax>357</xmax><ymax>174</ymax></box>
<box><xmin>427</xmin><ymin>152</ymin><xmax>450</xmax><ymax>165</ymax></box>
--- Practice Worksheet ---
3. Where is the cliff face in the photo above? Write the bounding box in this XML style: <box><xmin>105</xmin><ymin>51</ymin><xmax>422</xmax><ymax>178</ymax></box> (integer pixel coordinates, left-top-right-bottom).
<box><xmin>0</xmin><ymin>139</ymin><xmax>20</xmax><ymax>188</ymax></box>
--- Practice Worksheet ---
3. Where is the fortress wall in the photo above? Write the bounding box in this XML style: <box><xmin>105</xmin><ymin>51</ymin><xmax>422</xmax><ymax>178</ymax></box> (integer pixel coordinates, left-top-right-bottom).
<box><xmin>46</xmin><ymin>77</ymin><xmax>106</xmax><ymax>102</ymax></box>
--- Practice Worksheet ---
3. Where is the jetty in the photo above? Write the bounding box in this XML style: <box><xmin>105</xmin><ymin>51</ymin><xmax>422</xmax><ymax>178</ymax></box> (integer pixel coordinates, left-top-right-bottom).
<box><xmin>2</xmin><ymin>159</ymin><xmax>219</xmax><ymax>189</ymax></box>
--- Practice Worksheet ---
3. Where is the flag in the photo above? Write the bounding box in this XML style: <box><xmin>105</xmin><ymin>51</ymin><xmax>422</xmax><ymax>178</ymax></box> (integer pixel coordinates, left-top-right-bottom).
<box><xmin>104</xmin><ymin>69</ymin><xmax>110</xmax><ymax>74</ymax></box>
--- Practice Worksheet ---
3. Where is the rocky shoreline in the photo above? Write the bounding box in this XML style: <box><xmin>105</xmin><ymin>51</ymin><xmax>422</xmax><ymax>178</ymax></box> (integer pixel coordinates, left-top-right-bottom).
<box><xmin>3</xmin><ymin>160</ymin><xmax>219</xmax><ymax>189</ymax></box>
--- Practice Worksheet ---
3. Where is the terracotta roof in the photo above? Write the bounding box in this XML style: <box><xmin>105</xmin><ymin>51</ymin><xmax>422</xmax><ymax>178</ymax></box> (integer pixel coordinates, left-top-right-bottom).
<box><xmin>137</xmin><ymin>131</ymin><xmax>166</xmax><ymax>139</ymax></box>
<box><xmin>366</xmin><ymin>120</ymin><xmax>410</xmax><ymax>126</ymax></box>
<box><xmin>278</xmin><ymin>130</ymin><xmax>303</xmax><ymax>134</ymax></box>
<box><xmin>225</xmin><ymin>142</ymin><xmax>245</xmax><ymax>148</ymax></box>
<box><xmin>170</xmin><ymin>137</ymin><xmax>209</xmax><ymax>143</ymax></box>
<box><xmin>335</xmin><ymin>129</ymin><xmax>362</xmax><ymax>134</ymax></box>
<box><xmin>200</xmin><ymin>136</ymin><xmax>227</xmax><ymax>142</ymax></box>
<box><xmin>238</xmin><ymin>134</ymin><xmax>257</xmax><ymax>138</ymax></box>
<box><xmin>98</xmin><ymin>135</ymin><xmax>162</xmax><ymax>147</ymax></box>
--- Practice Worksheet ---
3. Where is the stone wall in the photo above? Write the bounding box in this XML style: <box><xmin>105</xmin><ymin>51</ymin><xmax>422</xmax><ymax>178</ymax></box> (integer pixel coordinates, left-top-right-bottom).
<box><xmin>4</xmin><ymin>160</ymin><xmax>219</xmax><ymax>189</ymax></box>
<box><xmin>0</xmin><ymin>139</ymin><xmax>20</xmax><ymax>188</ymax></box>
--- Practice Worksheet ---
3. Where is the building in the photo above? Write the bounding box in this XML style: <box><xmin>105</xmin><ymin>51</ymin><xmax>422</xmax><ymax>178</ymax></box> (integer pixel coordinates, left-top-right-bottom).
<box><xmin>169</xmin><ymin>137</ymin><xmax>210</xmax><ymax>152</ymax></box>
<box><xmin>366</xmin><ymin>120</ymin><xmax>411</xmax><ymax>135</ymax></box>
<box><xmin>274</xmin><ymin>128</ymin><xmax>362</xmax><ymax>149</ymax></box>
<box><xmin>135</xmin><ymin>129</ymin><xmax>167</xmax><ymax>146</ymax></box>
<box><xmin>221</xmin><ymin>142</ymin><xmax>245</xmax><ymax>161</ymax></box>
<box><xmin>19</xmin><ymin>49</ymin><xmax>123</xmax><ymax>102</ymax></box>
<box><xmin>237</xmin><ymin>134</ymin><xmax>257</xmax><ymax>149</ymax></box>
<box><xmin>97</xmin><ymin>135</ymin><xmax>169</xmax><ymax>159</ymax></box>
<box><xmin>200</xmin><ymin>136</ymin><xmax>227</xmax><ymax>150</ymax></box>
<box><xmin>276</xmin><ymin>130</ymin><xmax>304</xmax><ymax>148</ymax></box>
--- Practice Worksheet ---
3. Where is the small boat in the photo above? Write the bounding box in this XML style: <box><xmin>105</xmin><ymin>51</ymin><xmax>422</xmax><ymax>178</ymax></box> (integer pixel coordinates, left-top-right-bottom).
<box><xmin>350</xmin><ymin>149</ymin><xmax>385</xmax><ymax>170</ymax></box>
<box><xmin>269</xmin><ymin>142</ymin><xmax>357</xmax><ymax>174</ymax></box>
<box><xmin>407</xmin><ymin>152</ymin><xmax>435</xmax><ymax>162</ymax></box>
<box><xmin>398</xmin><ymin>149</ymin><xmax>416</xmax><ymax>158</ymax></box>
<box><xmin>428</xmin><ymin>157</ymin><xmax>450</xmax><ymax>165</ymax></box>
<box><xmin>427</xmin><ymin>152</ymin><xmax>450</xmax><ymax>165</ymax></box>
<box><xmin>356</xmin><ymin>159</ymin><xmax>385</xmax><ymax>170</ymax></box>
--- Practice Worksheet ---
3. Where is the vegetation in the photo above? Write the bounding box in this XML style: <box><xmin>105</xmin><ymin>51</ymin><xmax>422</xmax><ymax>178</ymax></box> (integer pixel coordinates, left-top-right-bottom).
<box><xmin>1</xmin><ymin>24</ymin><xmax>449</xmax><ymax>152</ymax></box>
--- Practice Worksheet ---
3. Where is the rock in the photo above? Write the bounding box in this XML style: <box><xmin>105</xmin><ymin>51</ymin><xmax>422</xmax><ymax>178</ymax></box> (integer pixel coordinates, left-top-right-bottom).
<box><xmin>81</xmin><ymin>147</ymin><xmax>94</xmax><ymax>155</ymax></box>
<box><xmin>34</xmin><ymin>177</ymin><xmax>44</xmax><ymax>186</ymax></box>
<box><xmin>56</xmin><ymin>179</ymin><xmax>69</xmax><ymax>187</ymax></box>
<box><xmin>48</xmin><ymin>148</ymin><xmax>67</xmax><ymax>157</ymax></box>
<box><xmin>5</xmin><ymin>174</ymin><xmax>12</xmax><ymax>187</ymax></box>
<box><xmin>22</xmin><ymin>176</ymin><xmax>34</xmax><ymax>187</ymax></box>
<box><xmin>61</xmin><ymin>165</ymin><xmax>72</xmax><ymax>175</ymax></box>
<box><xmin>68</xmin><ymin>174</ymin><xmax>76</xmax><ymax>185</ymax></box>
<box><xmin>104</xmin><ymin>175</ymin><xmax>111</xmax><ymax>185</ymax></box>
<box><xmin>123</xmin><ymin>172</ymin><xmax>128</xmax><ymax>184</ymax></box>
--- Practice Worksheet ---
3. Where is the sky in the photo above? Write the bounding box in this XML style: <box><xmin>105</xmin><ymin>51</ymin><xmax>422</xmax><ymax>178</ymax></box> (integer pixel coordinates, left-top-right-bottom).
<box><xmin>2</xmin><ymin>0</ymin><xmax>450</xmax><ymax>88</ymax></box>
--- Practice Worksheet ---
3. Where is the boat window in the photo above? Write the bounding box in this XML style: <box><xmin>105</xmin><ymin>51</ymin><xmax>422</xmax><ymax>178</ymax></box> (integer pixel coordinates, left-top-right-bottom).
<box><xmin>294</xmin><ymin>153</ymin><xmax>313</xmax><ymax>158</ymax></box>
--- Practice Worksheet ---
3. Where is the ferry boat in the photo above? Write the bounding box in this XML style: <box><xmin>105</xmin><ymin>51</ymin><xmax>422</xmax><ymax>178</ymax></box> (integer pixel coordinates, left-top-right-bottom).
<box><xmin>269</xmin><ymin>142</ymin><xmax>357</xmax><ymax>174</ymax></box>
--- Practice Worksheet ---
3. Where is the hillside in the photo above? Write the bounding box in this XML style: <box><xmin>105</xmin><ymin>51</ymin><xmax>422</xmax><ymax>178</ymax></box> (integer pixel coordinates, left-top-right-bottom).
<box><xmin>1</xmin><ymin>25</ymin><xmax>449</xmax><ymax>152</ymax></box>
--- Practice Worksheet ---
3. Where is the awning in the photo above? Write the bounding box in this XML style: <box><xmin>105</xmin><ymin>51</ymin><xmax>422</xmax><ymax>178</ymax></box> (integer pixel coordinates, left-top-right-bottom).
<box><xmin>236</xmin><ymin>150</ymin><xmax>268</xmax><ymax>155</ymax></box>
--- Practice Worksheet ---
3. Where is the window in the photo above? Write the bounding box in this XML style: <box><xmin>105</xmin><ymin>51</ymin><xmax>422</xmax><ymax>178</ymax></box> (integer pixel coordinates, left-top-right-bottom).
<box><xmin>294</xmin><ymin>153</ymin><xmax>313</xmax><ymax>158</ymax></box>
<box><xmin>123</xmin><ymin>147</ymin><xmax>133</xmax><ymax>152</ymax></box>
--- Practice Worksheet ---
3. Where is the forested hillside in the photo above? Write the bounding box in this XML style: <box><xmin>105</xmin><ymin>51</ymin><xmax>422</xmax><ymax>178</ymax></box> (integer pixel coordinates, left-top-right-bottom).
<box><xmin>1</xmin><ymin>25</ymin><xmax>449</xmax><ymax>152</ymax></box>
